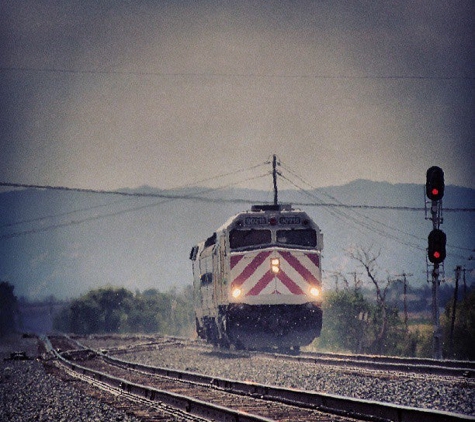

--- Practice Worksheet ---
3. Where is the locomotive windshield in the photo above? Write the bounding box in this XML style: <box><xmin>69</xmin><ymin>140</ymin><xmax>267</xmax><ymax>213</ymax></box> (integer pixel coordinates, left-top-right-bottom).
<box><xmin>229</xmin><ymin>228</ymin><xmax>317</xmax><ymax>249</ymax></box>
<box><xmin>230</xmin><ymin>229</ymin><xmax>272</xmax><ymax>249</ymax></box>
<box><xmin>276</xmin><ymin>229</ymin><xmax>317</xmax><ymax>247</ymax></box>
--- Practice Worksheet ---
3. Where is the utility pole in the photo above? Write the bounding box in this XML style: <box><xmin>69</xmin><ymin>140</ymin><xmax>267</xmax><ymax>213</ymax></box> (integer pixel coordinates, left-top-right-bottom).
<box><xmin>462</xmin><ymin>267</ymin><xmax>467</xmax><ymax>298</ymax></box>
<box><xmin>425</xmin><ymin>166</ymin><xmax>446</xmax><ymax>360</ymax></box>
<box><xmin>449</xmin><ymin>266</ymin><xmax>461</xmax><ymax>357</ymax></box>
<box><xmin>272</xmin><ymin>154</ymin><xmax>278</xmax><ymax>206</ymax></box>
<box><xmin>394</xmin><ymin>272</ymin><xmax>412</xmax><ymax>332</ymax></box>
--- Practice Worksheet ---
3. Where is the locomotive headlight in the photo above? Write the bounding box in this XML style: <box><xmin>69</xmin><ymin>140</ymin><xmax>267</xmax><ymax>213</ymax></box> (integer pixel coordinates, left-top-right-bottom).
<box><xmin>270</xmin><ymin>258</ymin><xmax>280</xmax><ymax>274</ymax></box>
<box><xmin>232</xmin><ymin>288</ymin><xmax>242</xmax><ymax>298</ymax></box>
<box><xmin>309</xmin><ymin>287</ymin><xmax>320</xmax><ymax>298</ymax></box>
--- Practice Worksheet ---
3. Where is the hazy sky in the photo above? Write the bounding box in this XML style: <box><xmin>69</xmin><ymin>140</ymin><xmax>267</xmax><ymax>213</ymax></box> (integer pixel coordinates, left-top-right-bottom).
<box><xmin>1</xmin><ymin>1</ymin><xmax>474</xmax><ymax>192</ymax></box>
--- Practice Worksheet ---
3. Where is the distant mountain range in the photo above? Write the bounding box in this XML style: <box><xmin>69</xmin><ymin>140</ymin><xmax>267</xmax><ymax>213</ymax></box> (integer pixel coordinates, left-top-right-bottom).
<box><xmin>1</xmin><ymin>180</ymin><xmax>474</xmax><ymax>300</ymax></box>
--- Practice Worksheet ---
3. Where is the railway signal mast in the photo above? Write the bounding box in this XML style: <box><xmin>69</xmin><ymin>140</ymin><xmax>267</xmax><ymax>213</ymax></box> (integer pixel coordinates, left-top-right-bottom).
<box><xmin>425</xmin><ymin>166</ymin><xmax>446</xmax><ymax>359</ymax></box>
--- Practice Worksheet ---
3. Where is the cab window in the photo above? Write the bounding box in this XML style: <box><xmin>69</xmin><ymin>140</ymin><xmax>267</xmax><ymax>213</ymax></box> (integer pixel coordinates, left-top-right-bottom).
<box><xmin>276</xmin><ymin>229</ymin><xmax>317</xmax><ymax>247</ymax></box>
<box><xmin>229</xmin><ymin>229</ymin><xmax>272</xmax><ymax>249</ymax></box>
<box><xmin>200</xmin><ymin>273</ymin><xmax>213</xmax><ymax>286</ymax></box>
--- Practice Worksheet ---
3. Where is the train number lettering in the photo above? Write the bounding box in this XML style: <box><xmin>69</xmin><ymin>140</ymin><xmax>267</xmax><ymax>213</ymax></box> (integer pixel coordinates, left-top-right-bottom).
<box><xmin>279</xmin><ymin>216</ymin><xmax>301</xmax><ymax>225</ymax></box>
<box><xmin>244</xmin><ymin>216</ymin><xmax>267</xmax><ymax>225</ymax></box>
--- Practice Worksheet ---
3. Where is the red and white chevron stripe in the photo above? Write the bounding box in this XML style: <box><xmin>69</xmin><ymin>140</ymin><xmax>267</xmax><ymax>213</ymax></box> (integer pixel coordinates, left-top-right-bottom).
<box><xmin>230</xmin><ymin>249</ymin><xmax>321</xmax><ymax>304</ymax></box>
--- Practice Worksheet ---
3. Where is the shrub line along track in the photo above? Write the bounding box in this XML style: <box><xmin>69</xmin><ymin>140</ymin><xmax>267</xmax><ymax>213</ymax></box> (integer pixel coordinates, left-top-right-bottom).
<box><xmin>45</xmin><ymin>335</ymin><xmax>473</xmax><ymax>422</ymax></box>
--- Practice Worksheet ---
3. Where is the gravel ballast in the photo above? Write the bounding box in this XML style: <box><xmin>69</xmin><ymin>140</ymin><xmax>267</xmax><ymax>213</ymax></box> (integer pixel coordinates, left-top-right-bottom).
<box><xmin>120</xmin><ymin>343</ymin><xmax>475</xmax><ymax>416</ymax></box>
<box><xmin>2</xmin><ymin>334</ymin><xmax>474</xmax><ymax>419</ymax></box>
<box><xmin>0</xmin><ymin>334</ymin><xmax>141</xmax><ymax>422</ymax></box>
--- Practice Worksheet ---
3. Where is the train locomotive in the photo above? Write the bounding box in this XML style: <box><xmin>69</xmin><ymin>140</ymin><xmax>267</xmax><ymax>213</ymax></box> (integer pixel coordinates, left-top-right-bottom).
<box><xmin>190</xmin><ymin>203</ymin><xmax>323</xmax><ymax>351</ymax></box>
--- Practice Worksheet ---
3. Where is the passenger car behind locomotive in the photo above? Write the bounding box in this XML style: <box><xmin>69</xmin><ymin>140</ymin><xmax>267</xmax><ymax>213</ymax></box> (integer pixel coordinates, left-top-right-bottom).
<box><xmin>190</xmin><ymin>203</ymin><xmax>323</xmax><ymax>351</ymax></box>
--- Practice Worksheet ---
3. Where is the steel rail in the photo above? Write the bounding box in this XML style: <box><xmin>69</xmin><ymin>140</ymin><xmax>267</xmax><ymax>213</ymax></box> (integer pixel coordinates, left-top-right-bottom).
<box><xmin>101</xmin><ymin>349</ymin><xmax>474</xmax><ymax>422</ymax></box>
<box><xmin>180</xmin><ymin>338</ymin><xmax>475</xmax><ymax>378</ymax></box>
<box><xmin>65</xmin><ymin>334</ymin><xmax>475</xmax><ymax>378</ymax></box>
<box><xmin>47</xmin><ymin>335</ymin><xmax>475</xmax><ymax>421</ymax></box>
<box><xmin>51</xmin><ymin>356</ymin><xmax>205</xmax><ymax>422</ymax></box>
<box><xmin>43</xmin><ymin>337</ymin><xmax>274</xmax><ymax>422</ymax></box>
<box><xmin>273</xmin><ymin>352</ymin><xmax>475</xmax><ymax>378</ymax></box>
<box><xmin>299</xmin><ymin>350</ymin><xmax>475</xmax><ymax>370</ymax></box>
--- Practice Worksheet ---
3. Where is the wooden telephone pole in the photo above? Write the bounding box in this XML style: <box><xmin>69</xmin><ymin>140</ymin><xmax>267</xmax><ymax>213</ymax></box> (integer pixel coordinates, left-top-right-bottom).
<box><xmin>272</xmin><ymin>154</ymin><xmax>278</xmax><ymax>206</ymax></box>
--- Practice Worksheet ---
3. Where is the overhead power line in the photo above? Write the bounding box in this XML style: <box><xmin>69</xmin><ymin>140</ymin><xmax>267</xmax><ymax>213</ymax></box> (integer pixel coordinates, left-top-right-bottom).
<box><xmin>1</xmin><ymin>167</ymin><xmax>473</xmax><ymax>262</ymax></box>
<box><xmin>0</xmin><ymin>173</ymin><xmax>271</xmax><ymax>239</ymax></box>
<box><xmin>279</xmin><ymin>171</ymin><xmax>427</xmax><ymax>253</ymax></box>
<box><xmin>1</xmin><ymin>66</ymin><xmax>473</xmax><ymax>81</ymax></box>
<box><xmin>1</xmin><ymin>161</ymin><xmax>270</xmax><ymax>230</ymax></box>
<box><xmin>277</xmin><ymin>160</ymin><xmax>472</xmax><ymax>260</ymax></box>
<box><xmin>1</xmin><ymin>198</ymin><xmax>129</xmax><ymax>229</ymax></box>
<box><xmin>167</xmin><ymin>161</ymin><xmax>269</xmax><ymax>190</ymax></box>
<box><xmin>1</xmin><ymin>181</ymin><xmax>473</xmax><ymax>212</ymax></box>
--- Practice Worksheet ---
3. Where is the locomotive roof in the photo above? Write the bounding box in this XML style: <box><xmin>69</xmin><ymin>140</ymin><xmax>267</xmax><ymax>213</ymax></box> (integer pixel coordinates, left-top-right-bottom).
<box><xmin>250</xmin><ymin>204</ymin><xmax>293</xmax><ymax>212</ymax></box>
<box><xmin>191</xmin><ymin>203</ymin><xmax>323</xmax><ymax>255</ymax></box>
<box><xmin>215</xmin><ymin>203</ymin><xmax>318</xmax><ymax>234</ymax></box>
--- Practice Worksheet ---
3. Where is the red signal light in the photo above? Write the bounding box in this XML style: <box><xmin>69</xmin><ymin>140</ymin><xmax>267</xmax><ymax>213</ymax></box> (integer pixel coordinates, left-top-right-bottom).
<box><xmin>428</xmin><ymin>229</ymin><xmax>446</xmax><ymax>264</ymax></box>
<box><xmin>426</xmin><ymin>166</ymin><xmax>444</xmax><ymax>201</ymax></box>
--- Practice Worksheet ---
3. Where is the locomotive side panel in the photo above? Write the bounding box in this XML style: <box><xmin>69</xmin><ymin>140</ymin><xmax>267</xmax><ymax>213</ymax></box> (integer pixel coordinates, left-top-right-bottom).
<box><xmin>191</xmin><ymin>231</ymin><xmax>229</xmax><ymax>345</ymax></box>
<box><xmin>198</xmin><ymin>246</ymin><xmax>215</xmax><ymax>315</ymax></box>
<box><xmin>213</xmin><ymin>232</ymin><xmax>229</xmax><ymax>306</ymax></box>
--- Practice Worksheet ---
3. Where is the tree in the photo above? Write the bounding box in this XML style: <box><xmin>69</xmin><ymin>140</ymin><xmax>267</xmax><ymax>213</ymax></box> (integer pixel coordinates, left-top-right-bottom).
<box><xmin>319</xmin><ymin>289</ymin><xmax>371</xmax><ymax>353</ymax></box>
<box><xmin>60</xmin><ymin>287</ymin><xmax>133</xmax><ymax>334</ymax></box>
<box><xmin>442</xmin><ymin>290</ymin><xmax>475</xmax><ymax>360</ymax></box>
<box><xmin>69</xmin><ymin>297</ymin><xmax>102</xmax><ymax>334</ymax></box>
<box><xmin>90</xmin><ymin>287</ymin><xmax>133</xmax><ymax>333</ymax></box>
<box><xmin>168</xmin><ymin>285</ymin><xmax>195</xmax><ymax>337</ymax></box>
<box><xmin>0</xmin><ymin>281</ymin><xmax>19</xmax><ymax>336</ymax></box>
<box><xmin>126</xmin><ymin>290</ymin><xmax>171</xmax><ymax>333</ymax></box>
<box><xmin>53</xmin><ymin>286</ymin><xmax>195</xmax><ymax>336</ymax></box>
<box><xmin>346</xmin><ymin>247</ymin><xmax>396</xmax><ymax>354</ymax></box>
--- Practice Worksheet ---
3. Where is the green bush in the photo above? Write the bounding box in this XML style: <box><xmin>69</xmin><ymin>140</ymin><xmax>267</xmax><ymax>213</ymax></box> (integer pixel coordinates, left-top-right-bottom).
<box><xmin>315</xmin><ymin>289</ymin><xmax>422</xmax><ymax>357</ymax></box>
<box><xmin>442</xmin><ymin>290</ymin><xmax>475</xmax><ymax>360</ymax></box>
<box><xmin>53</xmin><ymin>286</ymin><xmax>194</xmax><ymax>336</ymax></box>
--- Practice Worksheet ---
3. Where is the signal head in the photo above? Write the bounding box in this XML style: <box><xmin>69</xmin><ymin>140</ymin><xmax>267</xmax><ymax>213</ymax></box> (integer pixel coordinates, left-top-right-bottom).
<box><xmin>428</xmin><ymin>229</ymin><xmax>446</xmax><ymax>264</ymax></box>
<box><xmin>426</xmin><ymin>166</ymin><xmax>445</xmax><ymax>201</ymax></box>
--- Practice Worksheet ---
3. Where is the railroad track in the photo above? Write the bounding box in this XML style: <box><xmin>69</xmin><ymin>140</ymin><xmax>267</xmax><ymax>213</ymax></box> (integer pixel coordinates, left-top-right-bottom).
<box><xmin>274</xmin><ymin>350</ymin><xmax>475</xmax><ymax>379</ymax></box>
<box><xmin>42</xmin><ymin>336</ymin><xmax>206</xmax><ymax>422</ymax></box>
<box><xmin>72</xmin><ymin>334</ymin><xmax>475</xmax><ymax>378</ymax></box>
<box><xmin>45</xmin><ymin>335</ymin><xmax>473</xmax><ymax>422</ymax></box>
